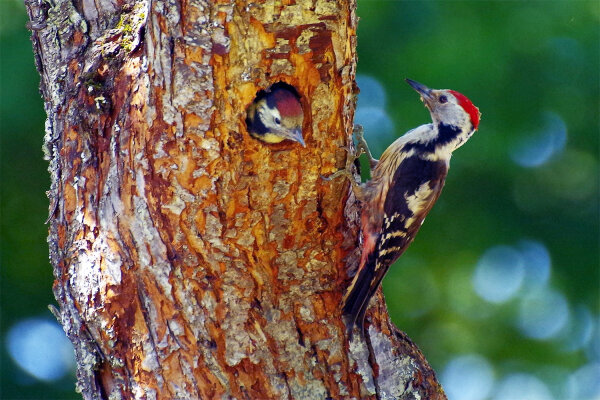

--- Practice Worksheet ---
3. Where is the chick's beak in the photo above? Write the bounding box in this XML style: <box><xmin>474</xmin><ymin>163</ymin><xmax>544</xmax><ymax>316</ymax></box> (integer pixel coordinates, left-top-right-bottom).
<box><xmin>290</xmin><ymin>127</ymin><xmax>306</xmax><ymax>147</ymax></box>
<box><xmin>406</xmin><ymin>79</ymin><xmax>434</xmax><ymax>106</ymax></box>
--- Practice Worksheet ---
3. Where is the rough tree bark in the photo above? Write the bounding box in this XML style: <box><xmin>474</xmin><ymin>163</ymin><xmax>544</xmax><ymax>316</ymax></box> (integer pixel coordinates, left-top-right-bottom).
<box><xmin>26</xmin><ymin>0</ymin><xmax>446</xmax><ymax>399</ymax></box>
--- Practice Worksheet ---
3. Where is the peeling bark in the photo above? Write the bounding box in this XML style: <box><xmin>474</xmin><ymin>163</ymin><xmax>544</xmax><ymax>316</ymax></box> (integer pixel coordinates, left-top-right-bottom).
<box><xmin>26</xmin><ymin>0</ymin><xmax>447</xmax><ymax>399</ymax></box>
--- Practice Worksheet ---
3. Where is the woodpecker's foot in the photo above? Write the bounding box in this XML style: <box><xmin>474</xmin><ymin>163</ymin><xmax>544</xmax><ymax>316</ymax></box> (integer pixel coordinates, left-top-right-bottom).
<box><xmin>322</xmin><ymin>141</ymin><xmax>362</xmax><ymax>182</ymax></box>
<box><xmin>336</xmin><ymin>142</ymin><xmax>364</xmax><ymax>168</ymax></box>
<box><xmin>323</xmin><ymin>168</ymin><xmax>364</xmax><ymax>200</ymax></box>
<box><xmin>353</xmin><ymin>125</ymin><xmax>379</xmax><ymax>169</ymax></box>
<box><xmin>321</xmin><ymin>131</ymin><xmax>369</xmax><ymax>198</ymax></box>
<box><xmin>321</xmin><ymin>168</ymin><xmax>354</xmax><ymax>182</ymax></box>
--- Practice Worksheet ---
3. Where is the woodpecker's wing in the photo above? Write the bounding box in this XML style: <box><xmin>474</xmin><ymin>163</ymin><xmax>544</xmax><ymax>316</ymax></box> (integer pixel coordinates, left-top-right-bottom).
<box><xmin>375</xmin><ymin>155</ymin><xmax>447</xmax><ymax>271</ymax></box>
<box><xmin>343</xmin><ymin>155</ymin><xmax>448</xmax><ymax>331</ymax></box>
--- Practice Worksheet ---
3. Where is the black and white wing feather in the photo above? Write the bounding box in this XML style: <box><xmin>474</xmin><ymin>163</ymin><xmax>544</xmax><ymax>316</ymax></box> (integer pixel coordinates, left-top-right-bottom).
<box><xmin>343</xmin><ymin>155</ymin><xmax>448</xmax><ymax>330</ymax></box>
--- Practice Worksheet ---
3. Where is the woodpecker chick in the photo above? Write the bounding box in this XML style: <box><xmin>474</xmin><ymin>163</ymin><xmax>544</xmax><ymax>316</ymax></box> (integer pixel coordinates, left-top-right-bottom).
<box><xmin>329</xmin><ymin>79</ymin><xmax>481</xmax><ymax>335</ymax></box>
<box><xmin>246</xmin><ymin>85</ymin><xmax>305</xmax><ymax>146</ymax></box>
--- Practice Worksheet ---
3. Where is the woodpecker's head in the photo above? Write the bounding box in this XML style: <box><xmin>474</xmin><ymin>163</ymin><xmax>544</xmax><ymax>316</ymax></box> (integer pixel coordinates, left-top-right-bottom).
<box><xmin>406</xmin><ymin>79</ymin><xmax>480</xmax><ymax>137</ymax></box>
<box><xmin>246</xmin><ymin>85</ymin><xmax>305</xmax><ymax>147</ymax></box>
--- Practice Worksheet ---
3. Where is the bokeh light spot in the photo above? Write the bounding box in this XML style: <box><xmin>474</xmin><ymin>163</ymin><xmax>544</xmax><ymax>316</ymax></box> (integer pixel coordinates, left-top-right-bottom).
<box><xmin>566</xmin><ymin>362</ymin><xmax>600</xmax><ymax>400</ymax></box>
<box><xmin>510</xmin><ymin>112</ymin><xmax>567</xmax><ymax>168</ymax></box>
<box><xmin>441</xmin><ymin>354</ymin><xmax>494</xmax><ymax>400</ymax></box>
<box><xmin>518</xmin><ymin>288</ymin><xmax>569</xmax><ymax>340</ymax></box>
<box><xmin>354</xmin><ymin>74</ymin><xmax>395</xmax><ymax>157</ymax></box>
<box><xmin>354</xmin><ymin>107</ymin><xmax>395</xmax><ymax>157</ymax></box>
<box><xmin>6</xmin><ymin>318</ymin><xmax>75</xmax><ymax>382</ymax></box>
<box><xmin>493</xmin><ymin>373</ymin><xmax>554</xmax><ymax>400</ymax></box>
<box><xmin>584</xmin><ymin>316</ymin><xmax>600</xmax><ymax>362</ymax></box>
<box><xmin>517</xmin><ymin>239</ymin><xmax>551</xmax><ymax>290</ymax></box>
<box><xmin>473</xmin><ymin>245</ymin><xmax>525</xmax><ymax>303</ymax></box>
<box><xmin>356</xmin><ymin>74</ymin><xmax>387</xmax><ymax>109</ymax></box>
<box><xmin>561</xmin><ymin>305</ymin><xmax>594</xmax><ymax>352</ymax></box>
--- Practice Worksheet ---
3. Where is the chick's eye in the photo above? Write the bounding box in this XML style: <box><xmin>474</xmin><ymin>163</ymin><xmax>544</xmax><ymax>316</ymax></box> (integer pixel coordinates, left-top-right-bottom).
<box><xmin>275</xmin><ymin>117</ymin><xmax>281</xmax><ymax>125</ymax></box>
<box><xmin>439</xmin><ymin>95</ymin><xmax>448</xmax><ymax>104</ymax></box>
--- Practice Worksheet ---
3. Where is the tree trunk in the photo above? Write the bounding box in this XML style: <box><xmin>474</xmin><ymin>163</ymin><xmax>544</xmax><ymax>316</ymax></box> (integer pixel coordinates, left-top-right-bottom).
<box><xmin>26</xmin><ymin>0</ymin><xmax>446</xmax><ymax>399</ymax></box>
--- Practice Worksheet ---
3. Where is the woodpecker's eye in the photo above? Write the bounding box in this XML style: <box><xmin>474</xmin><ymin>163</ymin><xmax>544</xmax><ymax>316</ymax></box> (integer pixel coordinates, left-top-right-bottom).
<box><xmin>275</xmin><ymin>117</ymin><xmax>281</xmax><ymax>125</ymax></box>
<box><xmin>439</xmin><ymin>95</ymin><xmax>448</xmax><ymax>104</ymax></box>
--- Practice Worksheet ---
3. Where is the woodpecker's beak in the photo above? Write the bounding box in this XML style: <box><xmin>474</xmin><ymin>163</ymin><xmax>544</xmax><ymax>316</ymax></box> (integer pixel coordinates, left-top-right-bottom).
<box><xmin>291</xmin><ymin>127</ymin><xmax>306</xmax><ymax>147</ymax></box>
<box><xmin>406</xmin><ymin>79</ymin><xmax>434</xmax><ymax>105</ymax></box>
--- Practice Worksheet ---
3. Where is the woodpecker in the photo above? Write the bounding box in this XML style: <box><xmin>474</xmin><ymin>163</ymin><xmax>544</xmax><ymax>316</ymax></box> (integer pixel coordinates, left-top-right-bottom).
<box><xmin>328</xmin><ymin>79</ymin><xmax>480</xmax><ymax>335</ymax></box>
<box><xmin>246</xmin><ymin>85</ymin><xmax>305</xmax><ymax>146</ymax></box>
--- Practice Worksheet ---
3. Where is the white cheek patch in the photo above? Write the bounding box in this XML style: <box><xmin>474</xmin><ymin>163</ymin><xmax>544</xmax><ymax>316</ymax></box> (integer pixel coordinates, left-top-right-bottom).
<box><xmin>258</xmin><ymin>104</ymin><xmax>281</xmax><ymax>129</ymax></box>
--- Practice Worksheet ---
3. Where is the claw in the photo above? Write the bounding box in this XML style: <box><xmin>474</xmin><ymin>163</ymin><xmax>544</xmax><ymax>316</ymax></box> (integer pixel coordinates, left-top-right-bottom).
<box><xmin>322</xmin><ymin>125</ymin><xmax>376</xmax><ymax>201</ymax></box>
<box><xmin>352</xmin><ymin>124</ymin><xmax>379</xmax><ymax>170</ymax></box>
<box><xmin>321</xmin><ymin>173</ymin><xmax>338</xmax><ymax>182</ymax></box>
<box><xmin>322</xmin><ymin>169</ymin><xmax>354</xmax><ymax>182</ymax></box>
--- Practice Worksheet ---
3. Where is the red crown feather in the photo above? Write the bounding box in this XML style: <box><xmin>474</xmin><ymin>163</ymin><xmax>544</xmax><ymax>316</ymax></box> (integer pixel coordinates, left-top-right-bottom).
<box><xmin>271</xmin><ymin>89</ymin><xmax>303</xmax><ymax>118</ymax></box>
<box><xmin>449</xmin><ymin>90</ymin><xmax>480</xmax><ymax>130</ymax></box>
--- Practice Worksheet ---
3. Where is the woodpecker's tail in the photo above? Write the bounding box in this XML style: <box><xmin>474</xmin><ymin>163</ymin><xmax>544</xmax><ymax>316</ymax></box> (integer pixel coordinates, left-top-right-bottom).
<box><xmin>342</xmin><ymin>250</ymin><xmax>382</xmax><ymax>337</ymax></box>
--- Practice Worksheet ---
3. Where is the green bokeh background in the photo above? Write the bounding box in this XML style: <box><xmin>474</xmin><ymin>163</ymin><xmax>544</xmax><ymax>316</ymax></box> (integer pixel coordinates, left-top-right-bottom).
<box><xmin>1</xmin><ymin>1</ymin><xmax>598</xmax><ymax>399</ymax></box>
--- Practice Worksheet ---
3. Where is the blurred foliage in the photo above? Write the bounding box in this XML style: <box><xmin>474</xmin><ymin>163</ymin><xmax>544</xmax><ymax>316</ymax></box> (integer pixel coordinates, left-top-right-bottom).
<box><xmin>1</xmin><ymin>0</ymin><xmax>598</xmax><ymax>399</ymax></box>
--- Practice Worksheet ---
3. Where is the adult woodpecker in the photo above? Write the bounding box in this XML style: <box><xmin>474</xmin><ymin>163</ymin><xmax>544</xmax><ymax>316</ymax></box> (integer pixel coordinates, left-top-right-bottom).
<box><xmin>246</xmin><ymin>84</ymin><xmax>306</xmax><ymax>146</ymax></box>
<box><xmin>328</xmin><ymin>79</ymin><xmax>480</xmax><ymax>334</ymax></box>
